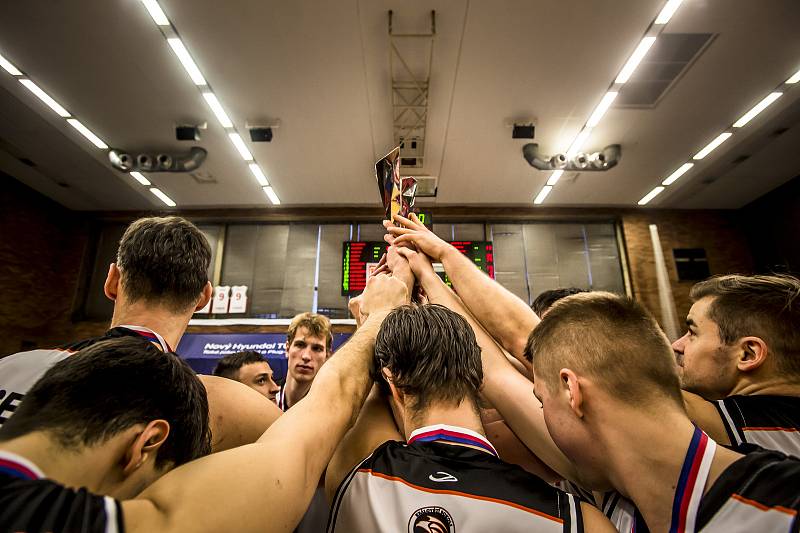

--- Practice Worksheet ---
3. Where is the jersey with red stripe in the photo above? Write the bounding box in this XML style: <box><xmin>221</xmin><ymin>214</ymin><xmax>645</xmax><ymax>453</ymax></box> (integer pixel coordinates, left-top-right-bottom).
<box><xmin>714</xmin><ymin>395</ymin><xmax>800</xmax><ymax>457</ymax></box>
<box><xmin>0</xmin><ymin>327</ymin><xmax>168</xmax><ymax>427</ymax></box>
<box><xmin>328</xmin><ymin>439</ymin><xmax>583</xmax><ymax>533</ymax></box>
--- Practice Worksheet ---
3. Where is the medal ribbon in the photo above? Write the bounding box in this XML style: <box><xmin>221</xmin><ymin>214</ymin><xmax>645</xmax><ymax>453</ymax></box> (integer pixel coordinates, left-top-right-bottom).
<box><xmin>120</xmin><ymin>325</ymin><xmax>172</xmax><ymax>352</ymax></box>
<box><xmin>408</xmin><ymin>424</ymin><xmax>498</xmax><ymax>457</ymax></box>
<box><xmin>670</xmin><ymin>426</ymin><xmax>717</xmax><ymax>533</ymax></box>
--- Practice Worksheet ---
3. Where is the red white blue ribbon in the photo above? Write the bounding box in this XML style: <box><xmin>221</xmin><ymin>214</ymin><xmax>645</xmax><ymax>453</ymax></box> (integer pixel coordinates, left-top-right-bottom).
<box><xmin>670</xmin><ymin>426</ymin><xmax>717</xmax><ymax>533</ymax></box>
<box><xmin>120</xmin><ymin>325</ymin><xmax>172</xmax><ymax>352</ymax></box>
<box><xmin>0</xmin><ymin>451</ymin><xmax>44</xmax><ymax>480</ymax></box>
<box><xmin>408</xmin><ymin>424</ymin><xmax>498</xmax><ymax>457</ymax></box>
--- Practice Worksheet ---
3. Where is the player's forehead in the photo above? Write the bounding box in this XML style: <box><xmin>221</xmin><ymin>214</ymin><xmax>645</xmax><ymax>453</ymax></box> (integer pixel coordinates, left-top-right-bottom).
<box><xmin>292</xmin><ymin>327</ymin><xmax>326</xmax><ymax>347</ymax></box>
<box><xmin>687</xmin><ymin>296</ymin><xmax>716</xmax><ymax>327</ymax></box>
<box><xmin>240</xmin><ymin>361</ymin><xmax>272</xmax><ymax>376</ymax></box>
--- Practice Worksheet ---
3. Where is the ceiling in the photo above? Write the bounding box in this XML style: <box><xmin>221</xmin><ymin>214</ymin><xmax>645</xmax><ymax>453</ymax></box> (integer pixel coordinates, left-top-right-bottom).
<box><xmin>0</xmin><ymin>0</ymin><xmax>798</xmax><ymax>211</ymax></box>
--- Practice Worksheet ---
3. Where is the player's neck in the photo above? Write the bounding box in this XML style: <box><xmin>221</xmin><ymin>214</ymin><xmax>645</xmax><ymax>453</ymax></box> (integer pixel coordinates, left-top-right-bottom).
<box><xmin>284</xmin><ymin>376</ymin><xmax>312</xmax><ymax>408</ymax></box>
<box><xmin>729</xmin><ymin>376</ymin><xmax>800</xmax><ymax>397</ymax></box>
<box><xmin>601</xmin><ymin>407</ymin><xmax>738</xmax><ymax>532</ymax></box>
<box><xmin>404</xmin><ymin>401</ymin><xmax>485</xmax><ymax>442</ymax></box>
<box><xmin>110</xmin><ymin>301</ymin><xmax>190</xmax><ymax>351</ymax></box>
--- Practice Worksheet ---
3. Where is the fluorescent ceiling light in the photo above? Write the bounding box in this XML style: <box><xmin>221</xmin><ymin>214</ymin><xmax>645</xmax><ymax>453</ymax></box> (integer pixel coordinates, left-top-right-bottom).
<box><xmin>586</xmin><ymin>91</ymin><xmax>619</xmax><ymax>128</ymax></box>
<box><xmin>19</xmin><ymin>79</ymin><xmax>70</xmax><ymax>117</ymax></box>
<box><xmin>263</xmin><ymin>186</ymin><xmax>281</xmax><ymax>205</ymax></box>
<box><xmin>533</xmin><ymin>185</ymin><xmax>553</xmax><ymax>205</ymax></box>
<box><xmin>787</xmin><ymin>68</ymin><xmax>800</xmax><ymax>84</ymax></box>
<box><xmin>546</xmin><ymin>170</ymin><xmax>564</xmax><ymax>186</ymax></box>
<box><xmin>229</xmin><ymin>133</ymin><xmax>253</xmax><ymax>161</ymax></box>
<box><xmin>638</xmin><ymin>186</ymin><xmax>665</xmax><ymax>205</ymax></box>
<box><xmin>249</xmin><ymin>163</ymin><xmax>269</xmax><ymax>186</ymax></box>
<box><xmin>661</xmin><ymin>163</ymin><xmax>694</xmax><ymax>185</ymax></box>
<box><xmin>655</xmin><ymin>0</ymin><xmax>684</xmax><ymax>24</ymax></box>
<box><xmin>566</xmin><ymin>127</ymin><xmax>592</xmax><ymax>156</ymax></box>
<box><xmin>67</xmin><ymin>119</ymin><xmax>108</xmax><ymax>149</ymax></box>
<box><xmin>0</xmin><ymin>52</ymin><xmax>22</xmax><ymax>75</ymax></box>
<box><xmin>203</xmin><ymin>92</ymin><xmax>233</xmax><ymax>128</ymax></box>
<box><xmin>615</xmin><ymin>37</ymin><xmax>656</xmax><ymax>84</ymax></box>
<box><xmin>140</xmin><ymin>0</ymin><xmax>170</xmax><ymax>25</ymax></box>
<box><xmin>167</xmin><ymin>38</ymin><xmax>206</xmax><ymax>85</ymax></box>
<box><xmin>129</xmin><ymin>172</ymin><xmax>151</xmax><ymax>186</ymax></box>
<box><xmin>150</xmin><ymin>187</ymin><xmax>177</xmax><ymax>207</ymax></box>
<box><xmin>732</xmin><ymin>92</ymin><xmax>782</xmax><ymax>128</ymax></box>
<box><xmin>692</xmin><ymin>132</ymin><xmax>732</xmax><ymax>160</ymax></box>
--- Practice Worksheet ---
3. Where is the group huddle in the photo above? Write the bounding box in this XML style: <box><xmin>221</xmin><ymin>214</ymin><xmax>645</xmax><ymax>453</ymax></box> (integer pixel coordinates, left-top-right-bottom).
<box><xmin>1</xmin><ymin>214</ymin><xmax>799</xmax><ymax>532</ymax></box>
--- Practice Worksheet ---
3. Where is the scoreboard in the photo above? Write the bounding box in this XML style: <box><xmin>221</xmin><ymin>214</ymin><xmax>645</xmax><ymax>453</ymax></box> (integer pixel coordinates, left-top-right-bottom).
<box><xmin>342</xmin><ymin>241</ymin><xmax>494</xmax><ymax>295</ymax></box>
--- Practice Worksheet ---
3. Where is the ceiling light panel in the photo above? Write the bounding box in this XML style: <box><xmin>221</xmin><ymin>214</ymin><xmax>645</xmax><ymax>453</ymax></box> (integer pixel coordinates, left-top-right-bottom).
<box><xmin>533</xmin><ymin>185</ymin><xmax>553</xmax><ymax>205</ymax></box>
<box><xmin>732</xmin><ymin>92</ymin><xmax>782</xmax><ymax>128</ymax></box>
<box><xmin>638</xmin><ymin>186</ymin><xmax>665</xmax><ymax>205</ymax></box>
<box><xmin>19</xmin><ymin>79</ymin><xmax>71</xmax><ymax>117</ymax></box>
<box><xmin>229</xmin><ymin>133</ymin><xmax>254</xmax><ymax>161</ymax></box>
<box><xmin>654</xmin><ymin>0</ymin><xmax>684</xmax><ymax>25</ymax></box>
<box><xmin>249</xmin><ymin>163</ymin><xmax>269</xmax><ymax>186</ymax></box>
<box><xmin>150</xmin><ymin>187</ymin><xmax>177</xmax><ymax>207</ymax></box>
<box><xmin>167</xmin><ymin>38</ymin><xmax>206</xmax><ymax>86</ymax></box>
<box><xmin>661</xmin><ymin>163</ymin><xmax>693</xmax><ymax>185</ymax></box>
<box><xmin>586</xmin><ymin>92</ymin><xmax>618</xmax><ymax>127</ymax></box>
<box><xmin>787</xmin><ymin>68</ymin><xmax>800</xmax><ymax>84</ymax></box>
<box><xmin>566</xmin><ymin>127</ymin><xmax>592</xmax><ymax>156</ymax></box>
<box><xmin>130</xmin><ymin>172</ymin><xmax>151</xmax><ymax>185</ymax></box>
<box><xmin>615</xmin><ymin>37</ymin><xmax>657</xmax><ymax>84</ymax></box>
<box><xmin>692</xmin><ymin>132</ymin><xmax>732</xmax><ymax>160</ymax></box>
<box><xmin>67</xmin><ymin>119</ymin><xmax>109</xmax><ymax>149</ymax></box>
<box><xmin>0</xmin><ymin>52</ymin><xmax>22</xmax><ymax>76</ymax></box>
<box><xmin>202</xmin><ymin>92</ymin><xmax>233</xmax><ymax>128</ymax></box>
<box><xmin>140</xmin><ymin>0</ymin><xmax>170</xmax><ymax>25</ymax></box>
<box><xmin>263</xmin><ymin>186</ymin><xmax>281</xmax><ymax>205</ymax></box>
<box><xmin>546</xmin><ymin>170</ymin><xmax>564</xmax><ymax>186</ymax></box>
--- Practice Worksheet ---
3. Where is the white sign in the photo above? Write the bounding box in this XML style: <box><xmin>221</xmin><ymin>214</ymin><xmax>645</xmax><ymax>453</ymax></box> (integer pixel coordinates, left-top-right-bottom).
<box><xmin>212</xmin><ymin>285</ymin><xmax>231</xmax><ymax>314</ymax></box>
<box><xmin>228</xmin><ymin>285</ymin><xmax>248</xmax><ymax>313</ymax></box>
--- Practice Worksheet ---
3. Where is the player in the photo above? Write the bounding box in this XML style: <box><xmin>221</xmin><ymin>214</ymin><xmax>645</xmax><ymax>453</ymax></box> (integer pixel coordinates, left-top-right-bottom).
<box><xmin>278</xmin><ymin>313</ymin><xmax>333</xmax><ymax>411</ymax></box>
<box><xmin>213</xmin><ymin>351</ymin><xmax>281</xmax><ymax>404</ymax></box>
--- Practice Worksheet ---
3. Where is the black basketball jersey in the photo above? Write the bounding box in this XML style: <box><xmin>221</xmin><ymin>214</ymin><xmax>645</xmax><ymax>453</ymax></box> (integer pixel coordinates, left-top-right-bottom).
<box><xmin>714</xmin><ymin>395</ymin><xmax>800</xmax><ymax>457</ymax></box>
<box><xmin>328</xmin><ymin>425</ymin><xmax>583</xmax><ymax>533</ymax></box>
<box><xmin>0</xmin><ymin>451</ymin><xmax>123</xmax><ymax>533</ymax></box>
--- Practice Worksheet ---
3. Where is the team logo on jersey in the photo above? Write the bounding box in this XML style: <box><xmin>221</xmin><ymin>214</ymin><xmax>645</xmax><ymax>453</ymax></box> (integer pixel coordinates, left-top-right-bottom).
<box><xmin>408</xmin><ymin>506</ymin><xmax>455</xmax><ymax>533</ymax></box>
<box><xmin>428</xmin><ymin>471</ymin><xmax>458</xmax><ymax>482</ymax></box>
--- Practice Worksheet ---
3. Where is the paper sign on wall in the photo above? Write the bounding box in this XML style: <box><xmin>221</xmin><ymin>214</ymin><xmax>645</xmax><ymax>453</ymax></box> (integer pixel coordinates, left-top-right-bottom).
<box><xmin>228</xmin><ymin>285</ymin><xmax>248</xmax><ymax>313</ymax></box>
<box><xmin>211</xmin><ymin>286</ymin><xmax>230</xmax><ymax>313</ymax></box>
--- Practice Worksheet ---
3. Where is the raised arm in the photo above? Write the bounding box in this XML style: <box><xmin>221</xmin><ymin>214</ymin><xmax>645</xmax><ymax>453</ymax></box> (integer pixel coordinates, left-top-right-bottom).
<box><xmin>386</xmin><ymin>214</ymin><xmax>538</xmax><ymax>362</ymax></box>
<box><xmin>396</xmin><ymin>247</ymin><xmax>581</xmax><ymax>483</ymax></box>
<box><xmin>123</xmin><ymin>274</ymin><xmax>409</xmax><ymax>533</ymax></box>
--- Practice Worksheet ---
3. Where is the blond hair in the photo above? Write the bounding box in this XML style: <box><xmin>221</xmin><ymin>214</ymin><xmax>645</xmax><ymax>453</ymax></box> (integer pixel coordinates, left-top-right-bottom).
<box><xmin>287</xmin><ymin>312</ymin><xmax>333</xmax><ymax>352</ymax></box>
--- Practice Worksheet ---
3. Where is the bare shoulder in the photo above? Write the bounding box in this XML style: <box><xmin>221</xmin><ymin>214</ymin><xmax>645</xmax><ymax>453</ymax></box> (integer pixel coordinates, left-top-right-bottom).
<box><xmin>682</xmin><ymin>390</ymin><xmax>730</xmax><ymax>445</ymax></box>
<box><xmin>579</xmin><ymin>501</ymin><xmax>618</xmax><ymax>533</ymax></box>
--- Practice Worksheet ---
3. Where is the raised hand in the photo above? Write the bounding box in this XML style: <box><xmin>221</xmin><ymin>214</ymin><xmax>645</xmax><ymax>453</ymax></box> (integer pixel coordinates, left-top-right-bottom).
<box><xmin>383</xmin><ymin>213</ymin><xmax>453</xmax><ymax>262</ymax></box>
<box><xmin>360</xmin><ymin>273</ymin><xmax>409</xmax><ymax>316</ymax></box>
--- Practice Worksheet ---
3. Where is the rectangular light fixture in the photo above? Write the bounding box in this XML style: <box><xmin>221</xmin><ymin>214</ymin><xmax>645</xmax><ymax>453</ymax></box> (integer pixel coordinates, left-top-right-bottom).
<box><xmin>566</xmin><ymin>127</ymin><xmax>592</xmax><ymax>156</ymax></box>
<box><xmin>615</xmin><ymin>37</ymin><xmax>656</xmax><ymax>84</ymax></box>
<box><xmin>533</xmin><ymin>185</ymin><xmax>553</xmax><ymax>205</ymax></box>
<box><xmin>546</xmin><ymin>170</ymin><xmax>564</xmax><ymax>186</ymax></box>
<box><xmin>655</xmin><ymin>0</ymin><xmax>684</xmax><ymax>24</ymax></box>
<box><xmin>692</xmin><ymin>132</ymin><xmax>732</xmax><ymax>159</ymax></box>
<box><xmin>140</xmin><ymin>0</ymin><xmax>170</xmax><ymax>26</ymax></box>
<box><xmin>202</xmin><ymin>92</ymin><xmax>233</xmax><ymax>128</ymax></box>
<box><xmin>787</xmin><ymin>68</ymin><xmax>800</xmax><ymax>84</ymax></box>
<box><xmin>129</xmin><ymin>172</ymin><xmax>151</xmax><ymax>186</ymax></box>
<box><xmin>248</xmin><ymin>163</ymin><xmax>269</xmax><ymax>186</ymax></box>
<box><xmin>19</xmin><ymin>79</ymin><xmax>70</xmax><ymax>117</ymax></box>
<box><xmin>229</xmin><ymin>133</ymin><xmax>253</xmax><ymax>161</ymax></box>
<box><xmin>0</xmin><ymin>52</ymin><xmax>22</xmax><ymax>76</ymax></box>
<box><xmin>67</xmin><ymin>119</ymin><xmax>109</xmax><ymax>149</ymax></box>
<box><xmin>263</xmin><ymin>186</ymin><xmax>281</xmax><ymax>205</ymax></box>
<box><xmin>661</xmin><ymin>162</ymin><xmax>694</xmax><ymax>185</ymax></box>
<box><xmin>150</xmin><ymin>187</ymin><xmax>177</xmax><ymax>207</ymax></box>
<box><xmin>167</xmin><ymin>38</ymin><xmax>206</xmax><ymax>85</ymax></box>
<box><xmin>638</xmin><ymin>186</ymin><xmax>665</xmax><ymax>205</ymax></box>
<box><xmin>586</xmin><ymin>91</ymin><xmax>618</xmax><ymax>128</ymax></box>
<box><xmin>732</xmin><ymin>92</ymin><xmax>782</xmax><ymax>128</ymax></box>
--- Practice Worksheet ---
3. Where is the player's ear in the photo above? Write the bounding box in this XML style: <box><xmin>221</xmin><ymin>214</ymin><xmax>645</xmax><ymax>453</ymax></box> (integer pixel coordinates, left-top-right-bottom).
<box><xmin>737</xmin><ymin>336</ymin><xmax>768</xmax><ymax>373</ymax></box>
<box><xmin>559</xmin><ymin>368</ymin><xmax>584</xmax><ymax>418</ymax></box>
<box><xmin>122</xmin><ymin>420</ymin><xmax>170</xmax><ymax>476</ymax></box>
<box><xmin>194</xmin><ymin>281</ymin><xmax>213</xmax><ymax>311</ymax></box>
<box><xmin>104</xmin><ymin>263</ymin><xmax>121</xmax><ymax>301</ymax></box>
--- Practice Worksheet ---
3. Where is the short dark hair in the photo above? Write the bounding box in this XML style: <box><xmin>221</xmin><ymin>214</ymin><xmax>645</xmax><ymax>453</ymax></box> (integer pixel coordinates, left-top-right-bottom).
<box><xmin>0</xmin><ymin>337</ymin><xmax>211</xmax><ymax>469</ymax></box>
<box><xmin>373</xmin><ymin>304</ymin><xmax>483</xmax><ymax>414</ymax></box>
<box><xmin>532</xmin><ymin>287</ymin><xmax>587</xmax><ymax>317</ymax></box>
<box><xmin>117</xmin><ymin>216</ymin><xmax>211</xmax><ymax>313</ymax></box>
<box><xmin>690</xmin><ymin>274</ymin><xmax>800</xmax><ymax>376</ymax></box>
<box><xmin>526</xmin><ymin>292</ymin><xmax>683</xmax><ymax>408</ymax></box>
<box><xmin>213</xmin><ymin>351</ymin><xmax>268</xmax><ymax>380</ymax></box>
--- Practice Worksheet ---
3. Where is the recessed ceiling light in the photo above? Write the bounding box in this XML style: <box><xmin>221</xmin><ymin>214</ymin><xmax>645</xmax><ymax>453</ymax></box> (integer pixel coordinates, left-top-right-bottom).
<box><xmin>129</xmin><ymin>172</ymin><xmax>151</xmax><ymax>185</ymax></box>
<box><xmin>654</xmin><ymin>0</ymin><xmax>684</xmax><ymax>25</ymax></box>
<box><xmin>202</xmin><ymin>92</ymin><xmax>233</xmax><ymax>128</ymax></box>
<box><xmin>692</xmin><ymin>132</ymin><xmax>732</xmax><ymax>160</ymax></box>
<box><xmin>248</xmin><ymin>163</ymin><xmax>269</xmax><ymax>186</ymax></box>
<box><xmin>533</xmin><ymin>185</ymin><xmax>553</xmax><ymax>205</ymax></box>
<box><xmin>229</xmin><ymin>133</ymin><xmax>253</xmax><ymax>161</ymax></box>
<box><xmin>140</xmin><ymin>0</ymin><xmax>170</xmax><ymax>26</ymax></box>
<box><xmin>19</xmin><ymin>79</ymin><xmax>70</xmax><ymax>117</ymax></box>
<box><xmin>615</xmin><ymin>37</ymin><xmax>657</xmax><ymax>84</ymax></box>
<box><xmin>638</xmin><ymin>186</ymin><xmax>665</xmax><ymax>205</ymax></box>
<box><xmin>150</xmin><ymin>187</ymin><xmax>177</xmax><ymax>207</ymax></box>
<box><xmin>167</xmin><ymin>38</ymin><xmax>206</xmax><ymax>86</ymax></box>
<box><xmin>566</xmin><ymin>127</ymin><xmax>592</xmax><ymax>156</ymax></box>
<box><xmin>786</xmin><ymin>68</ymin><xmax>800</xmax><ymax>84</ymax></box>
<box><xmin>586</xmin><ymin>92</ymin><xmax>619</xmax><ymax>128</ymax></box>
<box><xmin>546</xmin><ymin>170</ymin><xmax>564</xmax><ymax>186</ymax></box>
<box><xmin>661</xmin><ymin>163</ymin><xmax>694</xmax><ymax>185</ymax></box>
<box><xmin>732</xmin><ymin>92</ymin><xmax>782</xmax><ymax>128</ymax></box>
<box><xmin>67</xmin><ymin>119</ymin><xmax>108</xmax><ymax>149</ymax></box>
<box><xmin>0</xmin><ymin>52</ymin><xmax>22</xmax><ymax>76</ymax></box>
<box><xmin>263</xmin><ymin>186</ymin><xmax>281</xmax><ymax>205</ymax></box>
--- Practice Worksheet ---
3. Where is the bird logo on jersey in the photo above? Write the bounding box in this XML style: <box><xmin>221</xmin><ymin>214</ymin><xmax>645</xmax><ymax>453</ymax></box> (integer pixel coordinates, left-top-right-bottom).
<box><xmin>408</xmin><ymin>507</ymin><xmax>455</xmax><ymax>533</ymax></box>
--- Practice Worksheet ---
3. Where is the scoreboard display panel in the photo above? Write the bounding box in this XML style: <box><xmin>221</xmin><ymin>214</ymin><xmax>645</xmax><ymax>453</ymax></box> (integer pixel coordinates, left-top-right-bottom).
<box><xmin>342</xmin><ymin>240</ymin><xmax>494</xmax><ymax>295</ymax></box>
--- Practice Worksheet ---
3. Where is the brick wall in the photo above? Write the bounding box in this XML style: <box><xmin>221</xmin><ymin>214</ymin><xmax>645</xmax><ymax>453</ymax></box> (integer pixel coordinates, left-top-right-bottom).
<box><xmin>0</xmin><ymin>177</ymin><xmax>91</xmax><ymax>355</ymax></box>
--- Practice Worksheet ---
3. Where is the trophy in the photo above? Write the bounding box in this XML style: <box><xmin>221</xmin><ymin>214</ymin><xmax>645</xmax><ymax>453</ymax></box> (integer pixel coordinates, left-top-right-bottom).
<box><xmin>375</xmin><ymin>146</ymin><xmax>417</xmax><ymax>223</ymax></box>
